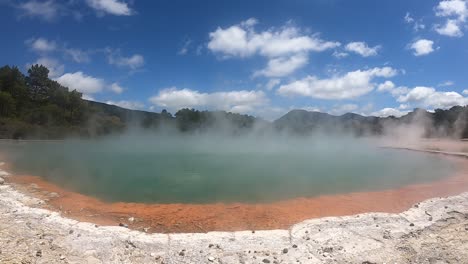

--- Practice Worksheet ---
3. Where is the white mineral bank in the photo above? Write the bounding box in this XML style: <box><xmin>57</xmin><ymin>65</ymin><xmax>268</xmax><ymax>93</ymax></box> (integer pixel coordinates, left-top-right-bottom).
<box><xmin>0</xmin><ymin>165</ymin><xmax>467</xmax><ymax>263</ymax></box>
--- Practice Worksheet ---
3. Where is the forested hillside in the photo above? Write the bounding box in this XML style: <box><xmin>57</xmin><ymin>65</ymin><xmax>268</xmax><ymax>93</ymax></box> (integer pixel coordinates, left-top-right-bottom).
<box><xmin>0</xmin><ymin>65</ymin><xmax>259</xmax><ymax>139</ymax></box>
<box><xmin>1</xmin><ymin>64</ymin><xmax>468</xmax><ymax>139</ymax></box>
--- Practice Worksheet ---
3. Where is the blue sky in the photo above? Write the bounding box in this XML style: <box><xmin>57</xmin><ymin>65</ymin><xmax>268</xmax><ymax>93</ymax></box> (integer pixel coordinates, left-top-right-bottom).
<box><xmin>2</xmin><ymin>0</ymin><xmax>468</xmax><ymax>120</ymax></box>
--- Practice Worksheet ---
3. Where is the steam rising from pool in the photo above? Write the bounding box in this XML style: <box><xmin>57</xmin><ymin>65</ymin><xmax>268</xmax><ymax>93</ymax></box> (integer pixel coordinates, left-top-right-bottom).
<box><xmin>2</xmin><ymin>134</ymin><xmax>455</xmax><ymax>204</ymax></box>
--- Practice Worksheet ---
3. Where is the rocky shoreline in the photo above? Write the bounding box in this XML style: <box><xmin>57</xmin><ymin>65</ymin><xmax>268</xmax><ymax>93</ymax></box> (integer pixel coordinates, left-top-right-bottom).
<box><xmin>1</xmin><ymin>162</ymin><xmax>468</xmax><ymax>263</ymax></box>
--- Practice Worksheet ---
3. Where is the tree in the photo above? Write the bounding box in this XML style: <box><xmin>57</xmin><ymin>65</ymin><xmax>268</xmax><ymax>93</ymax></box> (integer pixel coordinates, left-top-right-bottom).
<box><xmin>68</xmin><ymin>90</ymin><xmax>84</xmax><ymax>124</ymax></box>
<box><xmin>26</xmin><ymin>64</ymin><xmax>51</xmax><ymax>102</ymax></box>
<box><xmin>0</xmin><ymin>91</ymin><xmax>15</xmax><ymax>117</ymax></box>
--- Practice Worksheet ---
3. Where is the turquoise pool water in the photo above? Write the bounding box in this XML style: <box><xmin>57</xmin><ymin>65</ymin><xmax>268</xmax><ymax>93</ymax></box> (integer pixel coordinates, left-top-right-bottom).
<box><xmin>0</xmin><ymin>136</ymin><xmax>456</xmax><ymax>204</ymax></box>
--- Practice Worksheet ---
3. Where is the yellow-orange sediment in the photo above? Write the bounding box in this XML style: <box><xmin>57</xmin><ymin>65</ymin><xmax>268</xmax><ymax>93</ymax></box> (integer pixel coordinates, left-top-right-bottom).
<box><xmin>2</xmin><ymin>151</ymin><xmax>468</xmax><ymax>233</ymax></box>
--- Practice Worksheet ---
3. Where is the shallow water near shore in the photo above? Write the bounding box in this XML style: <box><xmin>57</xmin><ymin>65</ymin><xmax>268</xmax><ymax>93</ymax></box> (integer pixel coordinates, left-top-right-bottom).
<box><xmin>0</xmin><ymin>136</ymin><xmax>457</xmax><ymax>204</ymax></box>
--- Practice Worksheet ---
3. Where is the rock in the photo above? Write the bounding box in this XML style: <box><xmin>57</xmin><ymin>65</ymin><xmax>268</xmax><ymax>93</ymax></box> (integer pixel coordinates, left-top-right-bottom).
<box><xmin>119</xmin><ymin>223</ymin><xmax>128</xmax><ymax>228</ymax></box>
<box><xmin>0</xmin><ymin>177</ymin><xmax>4</xmax><ymax>185</ymax></box>
<box><xmin>60</xmin><ymin>255</ymin><xmax>66</xmax><ymax>260</ymax></box>
<box><xmin>410</xmin><ymin>223</ymin><xmax>415</xmax><ymax>227</ymax></box>
<box><xmin>47</xmin><ymin>192</ymin><xmax>59</xmax><ymax>198</ymax></box>
<box><xmin>282</xmin><ymin>248</ymin><xmax>288</xmax><ymax>254</ymax></box>
<box><xmin>262</xmin><ymin>259</ymin><xmax>271</xmax><ymax>263</ymax></box>
<box><xmin>323</xmin><ymin>247</ymin><xmax>333</xmax><ymax>253</ymax></box>
<box><xmin>36</xmin><ymin>250</ymin><xmax>42</xmax><ymax>257</ymax></box>
<box><xmin>179</xmin><ymin>251</ymin><xmax>185</xmax><ymax>256</ymax></box>
<box><xmin>208</xmin><ymin>256</ymin><xmax>215</xmax><ymax>262</ymax></box>
<box><xmin>292</xmin><ymin>244</ymin><xmax>298</xmax><ymax>248</ymax></box>
<box><xmin>128</xmin><ymin>217</ymin><xmax>135</xmax><ymax>222</ymax></box>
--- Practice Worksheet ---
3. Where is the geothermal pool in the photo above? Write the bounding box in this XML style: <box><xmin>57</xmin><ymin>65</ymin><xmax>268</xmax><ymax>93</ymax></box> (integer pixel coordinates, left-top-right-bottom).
<box><xmin>1</xmin><ymin>136</ymin><xmax>456</xmax><ymax>204</ymax></box>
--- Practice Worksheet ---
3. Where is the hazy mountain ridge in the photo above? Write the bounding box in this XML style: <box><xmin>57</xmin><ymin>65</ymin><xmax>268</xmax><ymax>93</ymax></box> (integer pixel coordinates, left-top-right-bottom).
<box><xmin>1</xmin><ymin>64</ymin><xmax>468</xmax><ymax>139</ymax></box>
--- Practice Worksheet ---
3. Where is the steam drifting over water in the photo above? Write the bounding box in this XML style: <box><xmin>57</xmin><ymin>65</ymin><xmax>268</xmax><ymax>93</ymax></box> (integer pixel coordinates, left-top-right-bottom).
<box><xmin>2</xmin><ymin>133</ymin><xmax>456</xmax><ymax>204</ymax></box>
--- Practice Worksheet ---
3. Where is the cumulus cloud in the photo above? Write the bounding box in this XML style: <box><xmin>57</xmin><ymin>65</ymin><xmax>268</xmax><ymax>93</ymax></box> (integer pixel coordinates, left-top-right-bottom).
<box><xmin>149</xmin><ymin>87</ymin><xmax>267</xmax><ymax>114</ymax></box>
<box><xmin>208</xmin><ymin>19</ymin><xmax>340</xmax><ymax>58</ymax></box>
<box><xmin>397</xmin><ymin>86</ymin><xmax>468</xmax><ymax>109</ymax></box>
<box><xmin>56</xmin><ymin>72</ymin><xmax>105</xmax><ymax>94</ymax></box>
<box><xmin>109</xmin><ymin>83</ymin><xmax>124</xmax><ymax>94</ymax></box>
<box><xmin>108</xmin><ymin>52</ymin><xmax>145</xmax><ymax>70</ymax></box>
<box><xmin>435</xmin><ymin>0</ymin><xmax>467</xmax><ymax>20</ymax></box>
<box><xmin>434</xmin><ymin>0</ymin><xmax>467</xmax><ymax>37</ymax></box>
<box><xmin>371</xmin><ymin>107</ymin><xmax>408</xmax><ymax>117</ymax></box>
<box><xmin>254</xmin><ymin>53</ymin><xmax>308</xmax><ymax>77</ymax></box>
<box><xmin>207</xmin><ymin>18</ymin><xmax>339</xmax><ymax>77</ymax></box>
<box><xmin>332</xmin><ymin>50</ymin><xmax>348</xmax><ymax>58</ymax></box>
<box><xmin>26</xmin><ymin>38</ymin><xmax>57</xmax><ymax>53</ymax></box>
<box><xmin>277</xmin><ymin>67</ymin><xmax>397</xmax><ymax>100</ymax></box>
<box><xmin>86</xmin><ymin>0</ymin><xmax>133</xmax><ymax>16</ymax></box>
<box><xmin>344</xmin><ymin>42</ymin><xmax>381</xmax><ymax>57</ymax></box>
<box><xmin>265</xmin><ymin>79</ymin><xmax>281</xmax><ymax>90</ymax></box>
<box><xmin>409</xmin><ymin>39</ymin><xmax>436</xmax><ymax>56</ymax></box>
<box><xmin>377</xmin><ymin>80</ymin><xmax>396</xmax><ymax>92</ymax></box>
<box><xmin>105</xmin><ymin>100</ymin><xmax>144</xmax><ymax>110</ymax></box>
<box><xmin>435</xmin><ymin>19</ymin><xmax>464</xmax><ymax>37</ymax></box>
<box><xmin>27</xmin><ymin>57</ymin><xmax>64</xmax><ymax>78</ymax></box>
<box><xmin>17</xmin><ymin>0</ymin><xmax>61</xmax><ymax>21</ymax></box>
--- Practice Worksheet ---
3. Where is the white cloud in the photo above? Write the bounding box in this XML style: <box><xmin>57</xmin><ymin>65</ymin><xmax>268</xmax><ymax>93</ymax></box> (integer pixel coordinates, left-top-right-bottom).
<box><xmin>463</xmin><ymin>89</ymin><xmax>468</xmax><ymax>94</ymax></box>
<box><xmin>86</xmin><ymin>0</ymin><xmax>133</xmax><ymax>16</ymax></box>
<box><xmin>377</xmin><ymin>80</ymin><xmax>396</xmax><ymax>92</ymax></box>
<box><xmin>404</xmin><ymin>12</ymin><xmax>426</xmax><ymax>31</ymax></box>
<box><xmin>17</xmin><ymin>0</ymin><xmax>60</xmax><ymax>21</ymax></box>
<box><xmin>438</xmin><ymin>80</ymin><xmax>455</xmax><ymax>86</ymax></box>
<box><xmin>149</xmin><ymin>87</ymin><xmax>267</xmax><ymax>114</ymax></box>
<box><xmin>178</xmin><ymin>39</ymin><xmax>192</xmax><ymax>55</ymax></box>
<box><xmin>344</xmin><ymin>42</ymin><xmax>381</xmax><ymax>57</ymax></box>
<box><xmin>207</xmin><ymin>18</ymin><xmax>339</xmax><ymax>77</ymax></box>
<box><xmin>208</xmin><ymin>19</ymin><xmax>340</xmax><ymax>58</ymax></box>
<box><xmin>265</xmin><ymin>79</ymin><xmax>281</xmax><ymax>90</ymax></box>
<box><xmin>332</xmin><ymin>50</ymin><xmax>348</xmax><ymax>58</ymax></box>
<box><xmin>435</xmin><ymin>0</ymin><xmax>467</xmax><ymax>20</ymax></box>
<box><xmin>27</xmin><ymin>38</ymin><xmax>57</xmax><ymax>52</ymax></box>
<box><xmin>109</xmin><ymin>83</ymin><xmax>124</xmax><ymax>94</ymax></box>
<box><xmin>404</xmin><ymin>12</ymin><xmax>415</xmax><ymax>23</ymax></box>
<box><xmin>371</xmin><ymin>108</ymin><xmax>408</xmax><ymax>117</ymax></box>
<box><xmin>105</xmin><ymin>100</ymin><xmax>144</xmax><ymax>110</ymax></box>
<box><xmin>64</xmin><ymin>48</ymin><xmax>90</xmax><ymax>63</ymax></box>
<box><xmin>409</xmin><ymin>39</ymin><xmax>436</xmax><ymax>56</ymax></box>
<box><xmin>434</xmin><ymin>0</ymin><xmax>467</xmax><ymax>37</ymax></box>
<box><xmin>397</xmin><ymin>86</ymin><xmax>468</xmax><ymax>109</ymax></box>
<box><xmin>377</xmin><ymin>81</ymin><xmax>409</xmax><ymax>97</ymax></box>
<box><xmin>56</xmin><ymin>72</ymin><xmax>105</xmax><ymax>94</ymax></box>
<box><xmin>108</xmin><ymin>52</ymin><xmax>144</xmax><ymax>70</ymax></box>
<box><xmin>277</xmin><ymin>67</ymin><xmax>397</xmax><ymax>100</ymax></box>
<box><xmin>27</xmin><ymin>57</ymin><xmax>64</xmax><ymax>78</ymax></box>
<box><xmin>254</xmin><ymin>53</ymin><xmax>308</xmax><ymax>77</ymax></box>
<box><xmin>435</xmin><ymin>19</ymin><xmax>464</xmax><ymax>37</ymax></box>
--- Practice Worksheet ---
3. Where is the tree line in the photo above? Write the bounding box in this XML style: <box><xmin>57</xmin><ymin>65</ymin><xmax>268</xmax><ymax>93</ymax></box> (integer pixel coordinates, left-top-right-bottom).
<box><xmin>1</xmin><ymin>64</ymin><xmax>468</xmax><ymax>139</ymax></box>
<box><xmin>0</xmin><ymin>64</ymin><xmax>259</xmax><ymax>139</ymax></box>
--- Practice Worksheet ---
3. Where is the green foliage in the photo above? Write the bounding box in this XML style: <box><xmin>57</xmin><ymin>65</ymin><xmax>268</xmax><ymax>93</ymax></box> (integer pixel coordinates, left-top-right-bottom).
<box><xmin>0</xmin><ymin>63</ymin><xmax>467</xmax><ymax>139</ymax></box>
<box><xmin>0</xmin><ymin>92</ymin><xmax>15</xmax><ymax>117</ymax></box>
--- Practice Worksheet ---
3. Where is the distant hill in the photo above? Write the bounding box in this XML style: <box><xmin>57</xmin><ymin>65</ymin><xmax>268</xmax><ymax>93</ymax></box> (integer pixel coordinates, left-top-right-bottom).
<box><xmin>1</xmin><ymin>64</ymin><xmax>467</xmax><ymax>139</ymax></box>
<box><xmin>274</xmin><ymin>107</ymin><xmax>468</xmax><ymax>138</ymax></box>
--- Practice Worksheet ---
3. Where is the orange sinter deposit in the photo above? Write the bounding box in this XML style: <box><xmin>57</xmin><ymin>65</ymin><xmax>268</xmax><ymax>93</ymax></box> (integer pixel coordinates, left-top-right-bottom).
<box><xmin>3</xmin><ymin>153</ymin><xmax>468</xmax><ymax>234</ymax></box>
